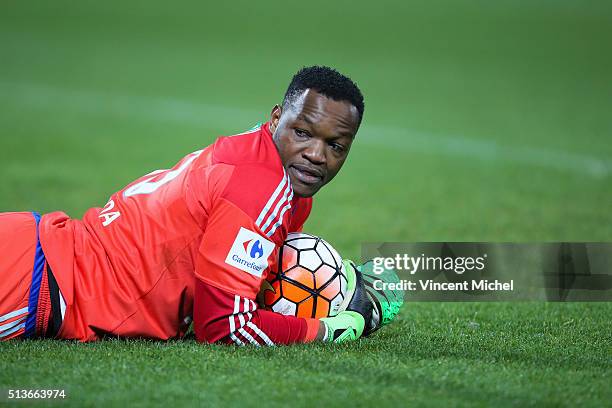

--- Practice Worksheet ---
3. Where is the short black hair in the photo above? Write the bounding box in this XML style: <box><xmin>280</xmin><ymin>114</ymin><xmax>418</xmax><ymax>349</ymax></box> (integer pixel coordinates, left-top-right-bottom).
<box><xmin>282</xmin><ymin>66</ymin><xmax>365</xmax><ymax>125</ymax></box>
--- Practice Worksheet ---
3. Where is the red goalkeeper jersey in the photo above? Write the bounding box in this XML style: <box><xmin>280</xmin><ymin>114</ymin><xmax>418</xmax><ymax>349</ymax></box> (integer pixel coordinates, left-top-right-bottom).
<box><xmin>38</xmin><ymin>123</ymin><xmax>320</xmax><ymax>345</ymax></box>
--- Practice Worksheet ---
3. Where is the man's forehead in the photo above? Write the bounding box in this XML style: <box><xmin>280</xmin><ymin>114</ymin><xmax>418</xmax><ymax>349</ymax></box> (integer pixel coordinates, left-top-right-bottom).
<box><xmin>288</xmin><ymin>89</ymin><xmax>359</xmax><ymax>133</ymax></box>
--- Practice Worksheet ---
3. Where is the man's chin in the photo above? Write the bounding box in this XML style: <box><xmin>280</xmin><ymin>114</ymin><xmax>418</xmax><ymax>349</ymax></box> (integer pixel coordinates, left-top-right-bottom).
<box><xmin>291</xmin><ymin>181</ymin><xmax>321</xmax><ymax>198</ymax></box>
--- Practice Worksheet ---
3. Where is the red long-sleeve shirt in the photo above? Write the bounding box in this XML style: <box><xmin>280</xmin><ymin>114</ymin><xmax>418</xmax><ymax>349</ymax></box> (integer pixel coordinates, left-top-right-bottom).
<box><xmin>38</xmin><ymin>123</ymin><xmax>320</xmax><ymax>345</ymax></box>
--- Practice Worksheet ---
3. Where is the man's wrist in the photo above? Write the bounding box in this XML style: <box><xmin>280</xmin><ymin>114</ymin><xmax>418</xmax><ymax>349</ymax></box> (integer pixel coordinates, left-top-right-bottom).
<box><xmin>316</xmin><ymin>321</ymin><xmax>328</xmax><ymax>341</ymax></box>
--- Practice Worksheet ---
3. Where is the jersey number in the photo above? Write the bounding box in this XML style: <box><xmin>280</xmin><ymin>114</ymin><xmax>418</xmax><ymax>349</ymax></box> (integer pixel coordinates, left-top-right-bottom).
<box><xmin>123</xmin><ymin>150</ymin><xmax>202</xmax><ymax>197</ymax></box>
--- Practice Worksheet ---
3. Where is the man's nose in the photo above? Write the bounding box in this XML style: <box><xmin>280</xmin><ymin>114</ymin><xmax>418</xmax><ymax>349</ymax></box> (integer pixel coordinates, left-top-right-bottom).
<box><xmin>303</xmin><ymin>139</ymin><xmax>326</xmax><ymax>164</ymax></box>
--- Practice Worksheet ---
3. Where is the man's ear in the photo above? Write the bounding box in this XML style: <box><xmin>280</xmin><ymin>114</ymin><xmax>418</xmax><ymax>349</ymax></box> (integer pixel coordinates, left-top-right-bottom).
<box><xmin>269</xmin><ymin>104</ymin><xmax>282</xmax><ymax>134</ymax></box>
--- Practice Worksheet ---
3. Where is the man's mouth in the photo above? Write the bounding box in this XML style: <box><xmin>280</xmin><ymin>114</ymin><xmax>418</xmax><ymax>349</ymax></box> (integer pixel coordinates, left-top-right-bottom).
<box><xmin>289</xmin><ymin>164</ymin><xmax>324</xmax><ymax>186</ymax></box>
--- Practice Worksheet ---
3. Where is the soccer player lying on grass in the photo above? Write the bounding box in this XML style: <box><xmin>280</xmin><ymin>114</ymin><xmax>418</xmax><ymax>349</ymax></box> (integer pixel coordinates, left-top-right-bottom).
<box><xmin>0</xmin><ymin>66</ymin><xmax>398</xmax><ymax>346</ymax></box>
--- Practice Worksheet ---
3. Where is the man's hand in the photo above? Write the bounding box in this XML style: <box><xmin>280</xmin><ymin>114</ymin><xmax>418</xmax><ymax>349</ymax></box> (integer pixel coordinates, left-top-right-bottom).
<box><xmin>318</xmin><ymin>260</ymin><xmax>372</xmax><ymax>343</ymax></box>
<box><xmin>357</xmin><ymin>260</ymin><xmax>404</xmax><ymax>336</ymax></box>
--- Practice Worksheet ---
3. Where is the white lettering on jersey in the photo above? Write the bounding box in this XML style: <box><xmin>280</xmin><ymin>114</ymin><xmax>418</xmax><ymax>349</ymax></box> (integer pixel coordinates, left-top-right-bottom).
<box><xmin>225</xmin><ymin>227</ymin><xmax>275</xmax><ymax>277</ymax></box>
<box><xmin>99</xmin><ymin>199</ymin><xmax>121</xmax><ymax>227</ymax></box>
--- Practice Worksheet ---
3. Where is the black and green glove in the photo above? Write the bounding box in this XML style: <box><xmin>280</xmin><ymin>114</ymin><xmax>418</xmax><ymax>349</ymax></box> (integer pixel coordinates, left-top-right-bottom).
<box><xmin>320</xmin><ymin>260</ymin><xmax>372</xmax><ymax>343</ymax></box>
<box><xmin>357</xmin><ymin>260</ymin><xmax>404</xmax><ymax>336</ymax></box>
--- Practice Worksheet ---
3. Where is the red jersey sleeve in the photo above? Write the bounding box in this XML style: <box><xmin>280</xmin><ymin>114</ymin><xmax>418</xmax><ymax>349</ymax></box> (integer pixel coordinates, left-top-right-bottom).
<box><xmin>190</xmin><ymin>162</ymin><xmax>319</xmax><ymax>345</ymax></box>
<box><xmin>194</xmin><ymin>280</ymin><xmax>320</xmax><ymax>345</ymax></box>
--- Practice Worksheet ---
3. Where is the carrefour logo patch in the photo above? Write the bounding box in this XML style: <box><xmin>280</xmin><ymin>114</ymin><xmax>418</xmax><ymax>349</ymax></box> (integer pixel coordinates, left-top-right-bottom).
<box><xmin>244</xmin><ymin>239</ymin><xmax>265</xmax><ymax>259</ymax></box>
<box><xmin>225</xmin><ymin>227</ymin><xmax>275</xmax><ymax>277</ymax></box>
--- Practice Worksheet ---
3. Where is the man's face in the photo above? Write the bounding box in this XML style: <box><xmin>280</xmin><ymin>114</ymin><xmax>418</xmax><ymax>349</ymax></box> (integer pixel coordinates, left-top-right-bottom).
<box><xmin>270</xmin><ymin>89</ymin><xmax>360</xmax><ymax>198</ymax></box>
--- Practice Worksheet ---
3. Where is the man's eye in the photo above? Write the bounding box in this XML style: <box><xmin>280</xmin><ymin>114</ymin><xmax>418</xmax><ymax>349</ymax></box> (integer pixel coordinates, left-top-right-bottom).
<box><xmin>330</xmin><ymin>143</ymin><xmax>345</xmax><ymax>153</ymax></box>
<box><xmin>294</xmin><ymin>129</ymin><xmax>310</xmax><ymax>138</ymax></box>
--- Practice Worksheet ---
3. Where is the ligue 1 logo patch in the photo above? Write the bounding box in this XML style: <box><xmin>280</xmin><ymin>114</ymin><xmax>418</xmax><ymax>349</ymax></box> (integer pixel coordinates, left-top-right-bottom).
<box><xmin>225</xmin><ymin>227</ymin><xmax>275</xmax><ymax>277</ymax></box>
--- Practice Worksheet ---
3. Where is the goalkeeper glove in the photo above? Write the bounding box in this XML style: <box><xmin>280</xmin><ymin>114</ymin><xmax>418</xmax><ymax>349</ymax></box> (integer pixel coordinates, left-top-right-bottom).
<box><xmin>357</xmin><ymin>260</ymin><xmax>404</xmax><ymax>336</ymax></box>
<box><xmin>320</xmin><ymin>260</ymin><xmax>372</xmax><ymax>343</ymax></box>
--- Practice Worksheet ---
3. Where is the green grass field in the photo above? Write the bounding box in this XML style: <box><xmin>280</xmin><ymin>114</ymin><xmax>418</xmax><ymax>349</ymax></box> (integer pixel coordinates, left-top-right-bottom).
<box><xmin>1</xmin><ymin>1</ymin><xmax>611</xmax><ymax>406</ymax></box>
